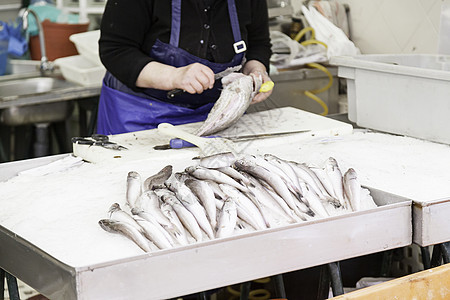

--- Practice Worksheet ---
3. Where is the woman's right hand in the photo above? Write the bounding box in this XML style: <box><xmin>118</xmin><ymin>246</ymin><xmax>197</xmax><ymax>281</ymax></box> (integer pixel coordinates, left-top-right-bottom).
<box><xmin>136</xmin><ymin>61</ymin><xmax>215</xmax><ymax>94</ymax></box>
<box><xmin>171</xmin><ymin>63</ymin><xmax>215</xmax><ymax>94</ymax></box>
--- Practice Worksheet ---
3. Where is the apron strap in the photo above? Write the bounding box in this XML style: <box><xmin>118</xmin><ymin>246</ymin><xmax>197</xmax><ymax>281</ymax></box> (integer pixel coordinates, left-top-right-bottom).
<box><xmin>227</xmin><ymin>0</ymin><xmax>242</xmax><ymax>43</ymax></box>
<box><xmin>169</xmin><ymin>0</ymin><xmax>182</xmax><ymax>47</ymax></box>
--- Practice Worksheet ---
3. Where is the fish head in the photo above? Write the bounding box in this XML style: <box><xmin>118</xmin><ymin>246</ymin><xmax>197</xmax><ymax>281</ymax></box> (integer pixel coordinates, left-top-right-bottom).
<box><xmin>108</xmin><ymin>203</ymin><xmax>121</xmax><ymax>215</ymax></box>
<box><xmin>344</xmin><ymin>168</ymin><xmax>358</xmax><ymax>181</ymax></box>
<box><xmin>127</xmin><ymin>171</ymin><xmax>141</xmax><ymax>180</ymax></box>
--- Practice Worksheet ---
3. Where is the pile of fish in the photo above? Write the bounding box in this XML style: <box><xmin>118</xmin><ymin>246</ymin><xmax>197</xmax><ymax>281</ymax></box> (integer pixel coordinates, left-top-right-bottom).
<box><xmin>194</xmin><ymin>73</ymin><xmax>263</xmax><ymax>136</ymax></box>
<box><xmin>99</xmin><ymin>153</ymin><xmax>377</xmax><ymax>252</ymax></box>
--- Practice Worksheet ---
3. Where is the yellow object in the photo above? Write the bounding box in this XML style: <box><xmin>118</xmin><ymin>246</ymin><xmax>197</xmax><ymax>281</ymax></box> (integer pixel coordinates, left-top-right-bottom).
<box><xmin>259</xmin><ymin>81</ymin><xmax>274</xmax><ymax>93</ymax></box>
<box><xmin>303</xmin><ymin>62</ymin><xmax>332</xmax><ymax>116</ymax></box>
<box><xmin>330</xmin><ymin>263</ymin><xmax>450</xmax><ymax>300</ymax></box>
<box><xmin>226</xmin><ymin>277</ymin><xmax>272</xmax><ymax>300</ymax></box>
<box><xmin>291</xmin><ymin>26</ymin><xmax>331</xmax><ymax>116</ymax></box>
<box><xmin>294</xmin><ymin>26</ymin><xmax>316</xmax><ymax>42</ymax></box>
<box><xmin>300</xmin><ymin>39</ymin><xmax>328</xmax><ymax>49</ymax></box>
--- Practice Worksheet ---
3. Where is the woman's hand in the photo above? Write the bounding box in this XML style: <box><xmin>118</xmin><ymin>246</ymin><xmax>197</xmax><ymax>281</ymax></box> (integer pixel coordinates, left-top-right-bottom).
<box><xmin>242</xmin><ymin>60</ymin><xmax>273</xmax><ymax>104</ymax></box>
<box><xmin>136</xmin><ymin>62</ymin><xmax>215</xmax><ymax>94</ymax></box>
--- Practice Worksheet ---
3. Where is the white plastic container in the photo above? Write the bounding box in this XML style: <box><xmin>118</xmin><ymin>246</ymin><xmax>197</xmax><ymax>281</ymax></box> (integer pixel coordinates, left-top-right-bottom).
<box><xmin>330</xmin><ymin>54</ymin><xmax>450</xmax><ymax>145</ymax></box>
<box><xmin>69</xmin><ymin>30</ymin><xmax>102</xmax><ymax>66</ymax></box>
<box><xmin>55</xmin><ymin>55</ymin><xmax>105</xmax><ymax>87</ymax></box>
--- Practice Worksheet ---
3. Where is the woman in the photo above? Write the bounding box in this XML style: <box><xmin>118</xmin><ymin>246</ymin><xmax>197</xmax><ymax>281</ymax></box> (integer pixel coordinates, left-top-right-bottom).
<box><xmin>98</xmin><ymin>0</ymin><xmax>273</xmax><ymax>135</ymax></box>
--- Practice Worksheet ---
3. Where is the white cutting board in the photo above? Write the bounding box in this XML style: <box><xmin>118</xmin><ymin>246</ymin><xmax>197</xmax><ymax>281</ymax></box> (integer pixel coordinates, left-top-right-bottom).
<box><xmin>73</xmin><ymin>107</ymin><xmax>353</xmax><ymax>163</ymax></box>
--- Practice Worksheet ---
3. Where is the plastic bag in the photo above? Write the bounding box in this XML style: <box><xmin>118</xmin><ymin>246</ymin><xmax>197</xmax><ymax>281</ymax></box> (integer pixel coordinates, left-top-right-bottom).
<box><xmin>0</xmin><ymin>22</ymin><xmax>9</xmax><ymax>75</ymax></box>
<box><xmin>5</xmin><ymin>20</ymin><xmax>28</xmax><ymax>57</ymax></box>
<box><xmin>309</xmin><ymin>0</ymin><xmax>350</xmax><ymax>37</ymax></box>
<box><xmin>270</xmin><ymin>30</ymin><xmax>327</xmax><ymax>69</ymax></box>
<box><xmin>302</xmin><ymin>5</ymin><xmax>360</xmax><ymax>59</ymax></box>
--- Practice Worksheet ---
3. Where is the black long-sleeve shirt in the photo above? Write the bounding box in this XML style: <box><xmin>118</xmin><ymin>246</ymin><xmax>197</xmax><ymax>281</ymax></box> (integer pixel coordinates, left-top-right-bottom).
<box><xmin>99</xmin><ymin>0</ymin><xmax>272</xmax><ymax>91</ymax></box>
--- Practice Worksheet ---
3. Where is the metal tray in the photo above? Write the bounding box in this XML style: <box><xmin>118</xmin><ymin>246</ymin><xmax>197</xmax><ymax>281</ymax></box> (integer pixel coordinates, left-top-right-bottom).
<box><xmin>413</xmin><ymin>198</ymin><xmax>450</xmax><ymax>246</ymax></box>
<box><xmin>0</xmin><ymin>187</ymin><xmax>411</xmax><ymax>300</ymax></box>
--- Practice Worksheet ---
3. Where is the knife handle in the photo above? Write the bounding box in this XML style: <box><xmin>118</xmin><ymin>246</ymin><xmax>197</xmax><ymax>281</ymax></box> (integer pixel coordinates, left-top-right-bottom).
<box><xmin>169</xmin><ymin>136</ymin><xmax>220</xmax><ymax>148</ymax></box>
<box><xmin>167</xmin><ymin>88</ymin><xmax>185</xmax><ymax>99</ymax></box>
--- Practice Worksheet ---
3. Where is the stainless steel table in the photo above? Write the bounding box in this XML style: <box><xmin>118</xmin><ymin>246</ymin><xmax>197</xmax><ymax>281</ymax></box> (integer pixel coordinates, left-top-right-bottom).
<box><xmin>0</xmin><ymin>110</ymin><xmax>413</xmax><ymax>299</ymax></box>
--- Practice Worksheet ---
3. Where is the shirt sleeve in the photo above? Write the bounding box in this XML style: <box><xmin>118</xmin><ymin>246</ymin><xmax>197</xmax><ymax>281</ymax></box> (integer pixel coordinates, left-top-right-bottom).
<box><xmin>99</xmin><ymin>0</ymin><xmax>154</xmax><ymax>90</ymax></box>
<box><xmin>245</xmin><ymin>0</ymin><xmax>272</xmax><ymax>71</ymax></box>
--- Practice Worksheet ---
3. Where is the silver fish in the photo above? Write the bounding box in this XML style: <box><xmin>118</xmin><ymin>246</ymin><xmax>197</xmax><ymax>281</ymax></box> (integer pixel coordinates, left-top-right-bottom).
<box><xmin>239</xmin><ymin>172</ymin><xmax>295</xmax><ymax>226</ymax></box>
<box><xmin>166</xmin><ymin>179</ymin><xmax>215</xmax><ymax>239</ymax></box>
<box><xmin>204</xmin><ymin>179</ymin><xmax>227</xmax><ymax>200</ymax></box>
<box><xmin>143</xmin><ymin>165</ymin><xmax>173</xmax><ymax>191</ymax></box>
<box><xmin>108</xmin><ymin>203</ymin><xmax>143</xmax><ymax>232</ymax></box>
<box><xmin>134</xmin><ymin>190</ymin><xmax>172</xmax><ymax>227</ymax></box>
<box><xmin>250</xmin><ymin>154</ymin><xmax>303</xmax><ymax>200</ymax></box>
<box><xmin>133</xmin><ymin>215</ymin><xmax>174</xmax><ymax>249</ymax></box>
<box><xmin>216</xmin><ymin>166</ymin><xmax>251</xmax><ymax>186</ymax></box>
<box><xmin>219</xmin><ymin>184</ymin><xmax>267</xmax><ymax>230</ymax></box>
<box><xmin>160</xmin><ymin>202</ymin><xmax>189</xmax><ymax>245</ymax></box>
<box><xmin>216</xmin><ymin>198</ymin><xmax>238</xmax><ymax>238</ymax></box>
<box><xmin>289</xmin><ymin>162</ymin><xmax>332</xmax><ymax>201</ymax></box>
<box><xmin>131</xmin><ymin>208</ymin><xmax>178</xmax><ymax>247</ymax></box>
<box><xmin>185</xmin><ymin>178</ymin><xmax>218</xmax><ymax>229</ymax></box>
<box><xmin>161</xmin><ymin>193</ymin><xmax>203</xmax><ymax>242</ymax></box>
<box><xmin>126</xmin><ymin>171</ymin><xmax>142</xmax><ymax>208</ymax></box>
<box><xmin>234</xmin><ymin>158</ymin><xmax>313</xmax><ymax>217</ymax></box>
<box><xmin>264</xmin><ymin>154</ymin><xmax>303</xmax><ymax>196</ymax></box>
<box><xmin>194</xmin><ymin>73</ymin><xmax>262</xmax><ymax>136</ymax></box>
<box><xmin>186</xmin><ymin>165</ymin><xmax>248</xmax><ymax>192</ymax></box>
<box><xmin>196</xmin><ymin>152</ymin><xmax>237</xmax><ymax>169</ymax></box>
<box><xmin>99</xmin><ymin>219</ymin><xmax>152</xmax><ymax>252</ymax></box>
<box><xmin>324</xmin><ymin>157</ymin><xmax>347</xmax><ymax>209</ymax></box>
<box><xmin>299</xmin><ymin>182</ymin><xmax>329</xmax><ymax>218</ymax></box>
<box><xmin>343</xmin><ymin>168</ymin><xmax>361</xmax><ymax>211</ymax></box>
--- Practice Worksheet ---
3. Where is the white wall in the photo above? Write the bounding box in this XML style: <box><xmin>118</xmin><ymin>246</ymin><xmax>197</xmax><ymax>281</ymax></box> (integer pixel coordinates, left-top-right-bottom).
<box><xmin>292</xmin><ymin>0</ymin><xmax>444</xmax><ymax>54</ymax></box>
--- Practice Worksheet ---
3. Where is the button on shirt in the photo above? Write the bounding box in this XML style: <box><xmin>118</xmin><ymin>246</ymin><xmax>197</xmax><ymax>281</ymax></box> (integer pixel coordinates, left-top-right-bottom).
<box><xmin>99</xmin><ymin>0</ymin><xmax>272</xmax><ymax>91</ymax></box>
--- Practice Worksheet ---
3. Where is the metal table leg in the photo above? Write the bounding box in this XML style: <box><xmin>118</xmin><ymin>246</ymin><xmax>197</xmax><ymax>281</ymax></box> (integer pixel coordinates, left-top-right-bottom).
<box><xmin>239</xmin><ymin>282</ymin><xmax>251</xmax><ymax>300</ymax></box>
<box><xmin>442</xmin><ymin>242</ymin><xmax>450</xmax><ymax>264</ymax></box>
<box><xmin>317</xmin><ymin>264</ymin><xmax>330</xmax><ymax>300</ymax></box>
<box><xmin>431</xmin><ymin>244</ymin><xmax>443</xmax><ymax>268</ymax></box>
<box><xmin>421</xmin><ymin>246</ymin><xmax>431</xmax><ymax>270</ymax></box>
<box><xmin>196</xmin><ymin>291</ymin><xmax>207</xmax><ymax>300</ymax></box>
<box><xmin>328</xmin><ymin>262</ymin><xmax>344</xmax><ymax>296</ymax></box>
<box><xmin>317</xmin><ymin>262</ymin><xmax>344</xmax><ymax>299</ymax></box>
<box><xmin>1</xmin><ymin>269</ymin><xmax>20</xmax><ymax>300</ymax></box>
<box><xmin>380</xmin><ymin>250</ymin><xmax>393</xmax><ymax>277</ymax></box>
<box><xmin>273</xmin><ymin>274</ymin><xmax>287</xmax><ymax>298</ymax></box>
<box><xmin>1</xmin><ymin>269</ymin><xmax>5</xmax><ymax>300</ymax></box>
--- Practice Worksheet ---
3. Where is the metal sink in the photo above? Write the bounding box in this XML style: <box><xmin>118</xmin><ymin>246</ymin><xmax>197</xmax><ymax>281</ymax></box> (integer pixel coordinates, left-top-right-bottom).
<box><xmin>0</xmin><ymin>101</ymin><xmax>74</xmax><ymax>126</ymax></box>
<box><xmin>1</xmin><ymin>59</ymin><xmax>42</xmax><ymax>82</ymax></box>
<box><xmin>0</xmin><ymin>66</ymin><xmax>78</xmax><ymax>126</ymax></box>
<box><xmin>0</xmin><ymin>77</ymin><xmax>75</xmax><ymax>100</ymax></box>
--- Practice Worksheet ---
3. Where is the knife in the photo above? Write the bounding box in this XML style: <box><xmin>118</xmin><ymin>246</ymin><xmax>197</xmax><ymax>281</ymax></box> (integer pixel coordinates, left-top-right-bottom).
<box><xmin>153</xmin><ymin>130</ymin><xmax>310</xmax><ymax>150</ymax></box>
<box><xmin>166</xmin><ymin>65</ymin><xmax>243</xmax><ymax>99</ymax></box>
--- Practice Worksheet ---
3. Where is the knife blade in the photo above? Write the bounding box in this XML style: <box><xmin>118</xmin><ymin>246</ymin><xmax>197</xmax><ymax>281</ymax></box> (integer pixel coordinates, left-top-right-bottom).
<box><xmin>166</xmin><ymin>65</ymin><xmax>243</xmax><ymax>99</ymax></box>
<box><xmin>153</xmin><ymin>130</ymin><xmax>310</xmax><ymax>150</ymax></box>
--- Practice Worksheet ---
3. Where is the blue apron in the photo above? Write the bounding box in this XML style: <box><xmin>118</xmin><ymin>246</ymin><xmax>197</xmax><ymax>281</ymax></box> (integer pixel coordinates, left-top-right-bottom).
<box><xmin>97</xmin><ymin>0</ymin><xmax>246</xmax><ymax>135</ymax></box>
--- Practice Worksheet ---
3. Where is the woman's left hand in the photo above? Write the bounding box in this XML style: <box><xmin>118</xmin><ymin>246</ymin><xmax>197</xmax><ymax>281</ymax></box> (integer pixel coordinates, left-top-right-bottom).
<box><xmin>242</xmin><ymin>60</ymin><xmax>273</xmax><ymax>104</ymax></box>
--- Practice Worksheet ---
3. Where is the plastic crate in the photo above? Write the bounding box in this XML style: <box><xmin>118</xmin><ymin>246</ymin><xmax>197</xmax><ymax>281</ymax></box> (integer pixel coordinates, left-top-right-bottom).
<box><xmin>69</xmin><ymin>30</ymin><xmax>102</xmax><ymax>66</ymax></box>
<box><xmin>55</xmin><ymin>55</ymin><xmax>105</xmax><ymax>87</ymax></box>
<box><xmin>330</xmin><ymin>54</ymin><xmax>450</xmax><ymax>145</ymax></box>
